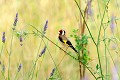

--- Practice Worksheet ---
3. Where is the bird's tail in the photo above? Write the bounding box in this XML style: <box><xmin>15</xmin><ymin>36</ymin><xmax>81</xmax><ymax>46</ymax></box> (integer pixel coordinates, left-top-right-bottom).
<box><xmin>70</xmin><ymin>45</ymin><xmax>78</xmax><ymax>53</ymax></box>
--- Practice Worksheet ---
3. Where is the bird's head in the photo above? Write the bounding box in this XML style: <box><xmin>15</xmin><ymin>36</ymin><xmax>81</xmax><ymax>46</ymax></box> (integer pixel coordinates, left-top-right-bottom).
<box><xmin>58</xmin><ymin>29</ymin><xmax>66</xmax><ymax>35</ymax></box>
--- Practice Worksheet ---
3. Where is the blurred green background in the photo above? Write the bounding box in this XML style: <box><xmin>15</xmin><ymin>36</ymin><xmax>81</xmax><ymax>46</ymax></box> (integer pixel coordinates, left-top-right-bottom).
<box><xmin>0</xmin><ymin>0</ymin><xmax>120</xmax><ymax>80</ymax></box>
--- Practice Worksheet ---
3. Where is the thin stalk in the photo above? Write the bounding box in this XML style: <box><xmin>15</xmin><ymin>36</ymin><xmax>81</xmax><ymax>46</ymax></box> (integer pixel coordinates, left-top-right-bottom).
<box><xmin>57</xmin><ymin>46</ymin><xmax>68</xmax><ymax>66</ymax></box>
<box><xmin>21</xmin><ymin>46</ymin><xmax>24</xmax><ymax>80</ymax></box>
<box><xmin>8</xmin><ymin>30</ymin><xmax>14</xmax><ymax>80</ymax></box>
<box><xmin>103</xmin><ymin>28</ymin><xmax>108</xmax><ymax>80</ymax></box>
<box><xmin>37</xmin><ymin>51</ymin><xmax>46</xmax><ymax>80</ymax></box>
<box><xmin>78</xmin><ymin>0</ymin><xmax>82</xmax><ymax>78</ymax></box>
<box><xmin>30</xmin><ymin>39</ymin><xmax>43</xmax><ymax>80</ymax></box>
<box><xmin>0</xmin><ymin>43</ymin><xmax>4</xmax><ymax>57</ymax></box>
<box><xmin>97</xmin><ymin>0</ymin><xmax>101</xmax><ymax>18</ymax></box>
<box><xmin>74</xmin><ymin>0</ymin><xmax>96</xmax><ymax>46</ymax></box>
<box><xmin>8</xmin><ymin>55</ymin><xmax>11</xmax><ymax>80</ymax></box>
<box><xmin>78</xmin><ymin>0</ymin><xmax>82</xmax><ymax>36</ymax></box>
<box><xmin>97</xmin><ymin>0</ymin><xmax>110</xmax><ymax>43</ymax></box>
<box><xmin>27</xmin><ymin>39</ymin><xmax>42</xmax><ymax>80</ymax></box>
<box><xmin>1</xmin><ymin>71</ymin><xmax>6</xmax><ymax>80</ymax></box>
<box><xmin>79</xmin><ymin>55</ymin><xmax>82</xmax><ymax>80</ymax></box>
<box><xmin>0</xmin><ymin>43</ymin><xmax>4</xmax><ymax>79</ymax></box>
<box><xmin>96</xmin><ymin>0</ymin><xmax>111</xmax><ymax>79</ymax></box>
<box><xmin>75</xmin><ymin>0</ymin><xmax>93</xmax><ymax>79</ymax></box>
<box><xmin>14</xmin><ymin>72</ymin><xmax>19</xmax><ymax>80</ymax></box>
<box><xmin>30</xmin><ymin>58</ymin><xmax>39</xmax><ymax>80</ymax></box>
<box><xmin>104</xmin><ymin>40</ymin><xmax>120</xmax><ymax>79</ymax></box>
<box><xmin>81</xmin><ymin>0</ymin><xmax>92</xmax><ymax>78</ymax></box>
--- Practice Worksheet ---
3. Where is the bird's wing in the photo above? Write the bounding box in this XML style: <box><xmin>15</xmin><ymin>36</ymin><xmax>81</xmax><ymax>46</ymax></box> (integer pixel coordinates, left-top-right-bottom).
<box><xmin>58</xmin><ymin>35</ymin><xmax>72</xmax><ymax>46</ymax></box>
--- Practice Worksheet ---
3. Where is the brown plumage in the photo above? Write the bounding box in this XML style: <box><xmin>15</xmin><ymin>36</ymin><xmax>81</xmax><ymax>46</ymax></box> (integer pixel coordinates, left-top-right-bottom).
<box><xmin>58</xmin><ymin>29</ymin><xmax>78</xmax><ymax>53</ymax></box>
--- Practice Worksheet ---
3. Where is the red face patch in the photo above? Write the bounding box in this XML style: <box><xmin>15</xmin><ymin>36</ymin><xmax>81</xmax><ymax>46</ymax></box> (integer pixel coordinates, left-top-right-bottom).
<box><xmin>58</xmin><ymin>30</ymin><xmax>62</xmax><ymax>35</ymax></box>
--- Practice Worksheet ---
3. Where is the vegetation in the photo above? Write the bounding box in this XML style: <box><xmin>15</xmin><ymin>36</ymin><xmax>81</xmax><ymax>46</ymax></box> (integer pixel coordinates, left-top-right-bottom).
<box><xmin>0</xmin><ymin>0</ymin><xmax>120</xmax><ymax>80</ymax></box>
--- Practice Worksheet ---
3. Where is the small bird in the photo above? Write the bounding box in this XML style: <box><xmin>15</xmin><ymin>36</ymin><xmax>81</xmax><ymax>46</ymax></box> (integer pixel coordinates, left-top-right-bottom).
<box><xmin>58</xmin><ymin>29</ymin><xmax>78</xmax><ymax>53</ymax></box>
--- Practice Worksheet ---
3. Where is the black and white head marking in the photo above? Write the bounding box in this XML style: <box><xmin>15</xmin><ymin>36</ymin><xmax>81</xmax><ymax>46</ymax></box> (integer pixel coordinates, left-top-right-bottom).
<box><xmin>59</xmin><ymin>29</ymin><xmax>66</xmax><ymax>35</ymax></box>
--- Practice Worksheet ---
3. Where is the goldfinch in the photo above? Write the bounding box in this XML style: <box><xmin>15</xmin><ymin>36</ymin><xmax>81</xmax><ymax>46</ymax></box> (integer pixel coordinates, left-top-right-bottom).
<box><xmin>58</xmin><ymin>29</ymin><xmax>78</xmax><ymax>53</ymax></box>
